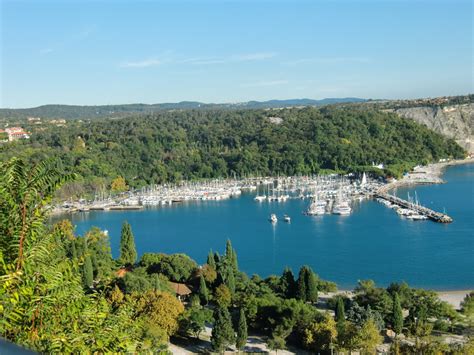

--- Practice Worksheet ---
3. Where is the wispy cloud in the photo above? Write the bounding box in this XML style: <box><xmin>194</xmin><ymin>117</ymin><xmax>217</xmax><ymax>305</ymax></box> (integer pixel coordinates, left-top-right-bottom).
<box><xmin>283</xmin><ymin>57</ymin><xmax>370</xmax><ymax>66</ymax></box>
<box><xmin>119</xmin><ymin>58</ymin><xmax>162</xmax><ymax>68</ymax></box>
<box><xmin>232</xmin><ymin>52</ymin><xmax>277</xmax><ymax>62</ymax></box>
<box><xmin>120</xmin><ymin>51</ymin><xmax>276</xmax><ymax>69</ymax></box>
<box><xmin>241</xmin><ymin>80</ymin><xmax>288</xmax><ymax>88</ymax></box>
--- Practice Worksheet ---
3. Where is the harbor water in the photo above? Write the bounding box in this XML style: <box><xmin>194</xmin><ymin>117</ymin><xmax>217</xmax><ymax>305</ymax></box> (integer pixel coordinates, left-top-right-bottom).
<box><xmin>67</xmin><ymin>164</ymin><xmax>474</xmax><ymax>290</ymax></box>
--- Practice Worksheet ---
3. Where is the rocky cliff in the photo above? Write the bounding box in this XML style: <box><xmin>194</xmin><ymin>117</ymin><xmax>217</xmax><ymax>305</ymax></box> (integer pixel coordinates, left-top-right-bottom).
<box><xmin>392</xmin><ymin>103</ymin><xmax>474</xmax><ymax>153</ymax></box>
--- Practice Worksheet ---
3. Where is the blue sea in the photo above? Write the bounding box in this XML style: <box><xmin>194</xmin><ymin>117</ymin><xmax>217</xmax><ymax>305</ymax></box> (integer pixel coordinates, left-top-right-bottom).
<box><xmin>67</xmin><ymin>164</ymin><xmax>474</xmax><ymax>290</ymax></box>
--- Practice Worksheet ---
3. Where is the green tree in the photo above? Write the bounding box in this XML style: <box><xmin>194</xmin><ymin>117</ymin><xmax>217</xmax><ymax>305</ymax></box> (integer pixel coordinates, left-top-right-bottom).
<box><xmin>335</xmin><ymin>296</ymin><xmax>346</xmax><ymax>335</ymax></box>
<box><xmin>303</xmin><ymin>315</ymin><xmax>337</xmax><ymax>352</ymax></box>
<box><xmin>358</xmin><ymin>318</ymin><xmax>383</xmax><ymax>353</ymax></box>
<box><xmin>236</xmin><ymin>308</ymin><xmax>248</xmax><ymax>351</ymax></box>
<box><xmin>392</xmin><ymin>293</ymin><xmax>404</xmax><ymax>335</ymax></box>
<box><xmin>207</xmin><ymin>249</ymin><xmax>216</xmax><ymax>270</ymax></box>
<box><xmin>306</xmin><ymin>267</ymin><xmax>318</xmax><ymax>303</ymax></box>
<box><xmin>296</xmin><ymin>267</ymin><xmax>307</xmax><ymax>302</ymax></box>
<box><xmin>198</xmin><ymin>274</ymin><xmax>209</xmax><ymax>305</ymax></box>
<box><xmin>119</xmin><ymin>221</ymin><xmax>137</xmax><ymax>266</ymax></box>
<box><xmin>82</xmin><ymin>254</ymin><xmax>94</xmax><ymax>288</ymax></box>
<box><xmin>179</xmin><ymin>305</ymin><xmax>212</xmax><ymax>339</ymax></box>
<box><xmin>267</xmin><ymin>336</ymin><xmax>286</xmax><ymax>353</ymax></box>
<box><xmin>226</xmin><ymin>269</ymin><xmax>236</xmax><ymax>295</ymax></box>
<box><xmin>225</xmin><ymin>239</ymin><xmax>238</xmax><ymax>272</ymax></box>
<box><xmin>214</xmin><ymin>284</ymin><xmax>232</xmax><ymax>308</ymax></box>
<box><xmin>296</xmin><ymin>266</ymin><xmax>318</xmax><ymax>303</ymax></box>
<box><xmin>111</xmin><ymin>176</ymin><xmax>128</xmax><ymax>192</ymax></box>
<box><xmin>211</xmin><ymin>306</ymin><xmax>235</xmax><ymax>353</ymax></box>
<box><xmin>461</xmin><ymin>291</ymin><xmax>474</xmax><ymax>319</ymax></box>
<box><xmin>280</xmin><ymin>267</ymin><xmax>296</xmax><ymax>298</ymax></box>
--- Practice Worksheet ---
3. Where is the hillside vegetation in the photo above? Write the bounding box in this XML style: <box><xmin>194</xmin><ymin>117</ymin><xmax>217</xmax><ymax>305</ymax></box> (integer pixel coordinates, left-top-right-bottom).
<box><xmin>0</xmin><ymin>98</ymin><xmax>366</xmax><ymax>120</ymax></box>
<box><xmin>0</xmin><ymin>106</ymin><xmax>465</xmax><ymax>197</ymax></box>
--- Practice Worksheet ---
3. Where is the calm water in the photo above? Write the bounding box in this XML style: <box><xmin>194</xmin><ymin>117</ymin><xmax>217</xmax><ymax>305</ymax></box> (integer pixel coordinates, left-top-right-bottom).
<box><xmin>67</xmin><ymin>164</ymin><xmax>474</xmax><ymax>290</ymax></box>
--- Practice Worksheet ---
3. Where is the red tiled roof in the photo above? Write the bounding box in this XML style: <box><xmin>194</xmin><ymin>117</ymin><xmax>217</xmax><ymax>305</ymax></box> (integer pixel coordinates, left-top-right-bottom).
<box><xmin>168</xmin><ymin>282</ymin><xmax>192</xmax><ymax>296</ymax></box>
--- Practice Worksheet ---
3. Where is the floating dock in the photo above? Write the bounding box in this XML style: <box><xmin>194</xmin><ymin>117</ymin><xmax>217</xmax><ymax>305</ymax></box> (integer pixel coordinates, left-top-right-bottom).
<box><xmin>375</xmin><ymin>192</ymin><xmax>453</xmax><ymax>223</ymax></box>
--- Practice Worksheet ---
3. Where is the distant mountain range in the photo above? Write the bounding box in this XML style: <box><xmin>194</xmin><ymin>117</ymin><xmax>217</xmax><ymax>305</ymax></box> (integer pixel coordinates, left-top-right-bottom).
<box><xmin>0</xmin><ymin>98</ymin><xmax>367</xmax><ymax>119</ymax></box>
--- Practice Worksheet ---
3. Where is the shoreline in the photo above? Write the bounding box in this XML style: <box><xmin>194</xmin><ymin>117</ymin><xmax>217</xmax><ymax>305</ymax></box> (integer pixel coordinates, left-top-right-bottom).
<box><xmin>381</xmin><ymin>157</ymin><xmax>474</xmax><ymax>193</ymax></box>
<box><xmin>325</xmin><ymin>289</ymin><xmax>472</xmax><ymax>309</ymax></box>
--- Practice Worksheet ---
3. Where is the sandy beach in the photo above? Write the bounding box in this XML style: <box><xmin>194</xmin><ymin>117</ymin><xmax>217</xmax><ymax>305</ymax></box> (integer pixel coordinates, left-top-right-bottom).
<box><xmin>437</xmin><ymin>290</ymin><xmax>472</xmax><ymax>310</ymax></box>
<box><xmin>321</xmin><ymin>290</ymin><xmax>471</xmax><ymax>310</ymax></box>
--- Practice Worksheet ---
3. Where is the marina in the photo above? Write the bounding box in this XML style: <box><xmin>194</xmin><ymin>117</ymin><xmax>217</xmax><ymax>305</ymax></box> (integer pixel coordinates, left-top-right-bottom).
<box><xmin>62</xmin><ymin>163</ymin><xmax>474</xmax><ymax>290</ymax></box>
<box><xmin>56</xmin><ymin>167</ymin><xmax>455</xmax><ymax>224</ymax></box>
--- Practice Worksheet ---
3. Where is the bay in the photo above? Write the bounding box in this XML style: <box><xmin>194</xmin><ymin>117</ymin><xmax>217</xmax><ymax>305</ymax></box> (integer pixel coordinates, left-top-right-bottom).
<box><xmin>67</xmin><ymin>163</ymin><xmax>474</xmax><ymax>290</ymax></box>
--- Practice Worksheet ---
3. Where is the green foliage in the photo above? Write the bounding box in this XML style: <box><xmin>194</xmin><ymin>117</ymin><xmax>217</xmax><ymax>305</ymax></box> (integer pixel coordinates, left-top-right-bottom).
<box><xmin>198</xmin><ymin>274</ymin><xmax>209</xmax><ymax>305</ymax></box>
<box><xmin>179</xmin><ymin>304</ymin><xmax>212</xmax><ymax>339</ymax></box>
<box><xmin>119</xmin><ymin>221</ymin><xmax>137</xmax><ymax>266</ymax></box>
<box><xmin>0</xmin><ymin>158</ymin><xmax>147</xmax><ymax>353</ymax></box>
<box><xmin>346</xmin><ymin>302</ymin><xmax>385</xmax><ymax>331</ymax></box>
<box><xmin>280</xmin><ymin>267</ymin><xmax>296</xmax><ymax>298</ymax></box>
<box><xmin>82</xmin><ymin>254</ymin><xmax>94</xmax><ymax>288</ymax></box>
<box><xmin>267</xmin><ymin>335</ymin><xmax>286</xmax><ymax>352</ymax></box>
<box><xmin>1</xmin><ymin>107</ymin><xmax>464</xmax><ymax>198</ymax></box>
<box><xmin>461</xmin><ymin>291</ymin><xmax>474</xmax><ymax>318</ymax></box>
<box><xmin>392</xmin><ymin>293</ymin><xmax>404</xmax><ymax>335</ymax></box>
<box><xmin>303</xmin><ymin>315</ymin><xmax>337</xmax><ymax>352</ymax></box>
<box><xmin>335</xmin><ymin>297</ymin><xmax>346</xmax><ymax>325</ymax></box>
<box><xmin>139</xmin><ymin>252</ymin><xmax>198</xmax><ymax>282</ymax></box>
<box><xmin>215</xmin><ymin>284</ymin><xmax>232</xmax><ymax>308</ymax></box>
<box><xmin>296</xmin><ymin>266</ymin><xmax>318</xmax><ymax>303</ymax></box>
<box><xmin>357</xmin><ymin>318</ymin><xmax>383</xmax><ymax>353</ymax></box>
<box><xmin>207</xmin><ymin>249</ymin><xmax>216</xmax><ymax>270</ymax></box>
<box><xmin>211</xmin><ymin>306</ymin><xmax>235</xmax><ymax>353</ymax></box>
<box><xmin>236</xmin><ymin>308</ymin><xmax>248</xmax><ymax>351</ymax></box>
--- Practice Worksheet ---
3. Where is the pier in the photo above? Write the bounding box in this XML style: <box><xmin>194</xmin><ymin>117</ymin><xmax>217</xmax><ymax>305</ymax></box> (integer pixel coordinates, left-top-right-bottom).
<box><xmin>375</xmin><ymin>192</ymin><xmax>453</xmax><ymax>223</ymax></box>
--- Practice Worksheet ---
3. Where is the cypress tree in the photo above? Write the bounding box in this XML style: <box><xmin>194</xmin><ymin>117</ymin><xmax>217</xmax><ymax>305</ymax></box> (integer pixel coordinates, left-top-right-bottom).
<box><xmin>214</xmin><ymin>251</ymin><xmax>221</xmax><ymax>266</ymax></box>
<box><xmin>281</xmin><ymin>267</ymin><xmax>296</xmax><ymax>298</ymax></box>
<box><xmin>226</xmin><ymin>268</ymin><xmax>236</xmax><ymax>296</ymax></box>
<box><xmin>392</xmin><ymin>293</ymin><xmax>403</xmax><ymax>335</ymax></box>
<box><xmin>71</xmin><ymin>240</ymin><xmax>78</xmax><ymax>259</ymax></box>
<box><xmin>207</xmin><ymin>249</ymin><xmax>216</xmax><ymax>269</ymax></box>
<box><xmin>225</xmin><ymin>239</ymin><xmax>233</xmax><ymax>261</ymax></box>
<box><xmin>296</xmin><ymin>267</ymin><xmax>307</xmax><ymax>301</ymax></box>
<box><xmin>335</xmin><ymin>297</ymin><xmax>345</xmax><ymax>324</ymax></box>
<box><xmin>211</xmin><ymin>306</ymin><xmax>235</xmax><ymax>353</ymax></box>
<box><xmin>335</xmin><ymin>297</ymin><xmax>346</xmax><ymax>334</ymax></box>
<box><xmin>199</xmin><ymin>274</ymin><xmax>209</xmax><ymax>305</ymax></box>
<box><xmin>119</xmin><ymin>221</ymin><xmax>137</xmax><ymax>266</ymax></box>
<box><xmin>305</xmin><ymin>267</ymin><xmax>318</xmax><ymax>303</ymax></box>
<box><xmin>82</xmin><ymin>255</ymin><xmax>93</xmax><ymax>288</ymax></box>
<box><xmin>232</xmin><ymin>247</ymin><xmax>239</xmax><ymax>272</ymax></box>
<box><xmin>236</xmin><ymin>308</ymin><xmax>248</xmax><ymax>351</ymax></box>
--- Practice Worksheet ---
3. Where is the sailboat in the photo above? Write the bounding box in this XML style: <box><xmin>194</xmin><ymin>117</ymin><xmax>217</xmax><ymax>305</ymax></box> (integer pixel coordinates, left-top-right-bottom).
<box><xmin>254</xmin><ymin>183</ymin><xmax>266</xmax><ymax>202</ymax></box>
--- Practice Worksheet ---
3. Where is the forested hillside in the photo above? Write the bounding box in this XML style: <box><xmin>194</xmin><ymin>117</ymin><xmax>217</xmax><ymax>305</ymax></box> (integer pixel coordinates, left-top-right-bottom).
<box><xmin>0</xmin><ymin>98</ymin><xmax>365</xmax><ymax>120</ymax></box>
<box><xmin>0</xmin><ymin>106</ymin><xmax>465</xmax><ymax>197</ymax></box>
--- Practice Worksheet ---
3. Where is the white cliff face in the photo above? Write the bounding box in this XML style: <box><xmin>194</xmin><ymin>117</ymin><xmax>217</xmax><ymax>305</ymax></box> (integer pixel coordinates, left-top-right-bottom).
<box><xmin>394</xmin><ymin>103</ymin><xmax>474</xmax><ymax>153</ymax></box>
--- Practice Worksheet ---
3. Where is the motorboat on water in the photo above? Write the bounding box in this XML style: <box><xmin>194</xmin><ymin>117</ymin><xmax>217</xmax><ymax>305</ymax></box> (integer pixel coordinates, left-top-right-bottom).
<box><xmin>269</xmin><ymin>213</ymin><xmax>278</xmax><ymax>223</ymax></box>
<box><xmin>283</xmin><ymin>214</ymin><xmax>291</xmax><ymax>222</ymax></box>
<box><xmin>254</xmin><ymin>195</ymin><xmax>266</xmax><ymax>202</ymax></box>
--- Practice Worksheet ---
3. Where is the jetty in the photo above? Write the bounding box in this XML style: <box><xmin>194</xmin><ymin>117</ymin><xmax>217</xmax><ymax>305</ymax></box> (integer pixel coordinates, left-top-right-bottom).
<box><xmin>375</xmin><ymin>192</ymin><xmax>453</xmax><ymax>223</ymax></box>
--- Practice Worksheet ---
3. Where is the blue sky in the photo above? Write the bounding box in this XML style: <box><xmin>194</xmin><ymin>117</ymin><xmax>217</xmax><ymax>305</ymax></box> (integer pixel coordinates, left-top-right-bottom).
<box><xmin>1</xmin><ymin>0</ymin><xmax>472</xmax><ymax>107</ymax></box>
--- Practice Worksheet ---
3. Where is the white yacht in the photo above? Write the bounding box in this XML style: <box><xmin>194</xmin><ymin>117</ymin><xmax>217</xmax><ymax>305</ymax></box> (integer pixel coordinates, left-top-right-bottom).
<box><xmin>305</xmin><ymin>198</ymin><xmax>327</xmax><ymax>215</ymax></box>
<box><xmin>254</xmin><ymin>195</ymin><xmax>266</xmax><ymax>202</ymax></box>
<box><xmin>269</xmin><ymin>213</ymin><xmax>278</xmax><ymax>223</ymax></box>
<box><xmin>332</xmin><ymin>199</ymin><xmax>352</xmax><ymax>215</ymax></box>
